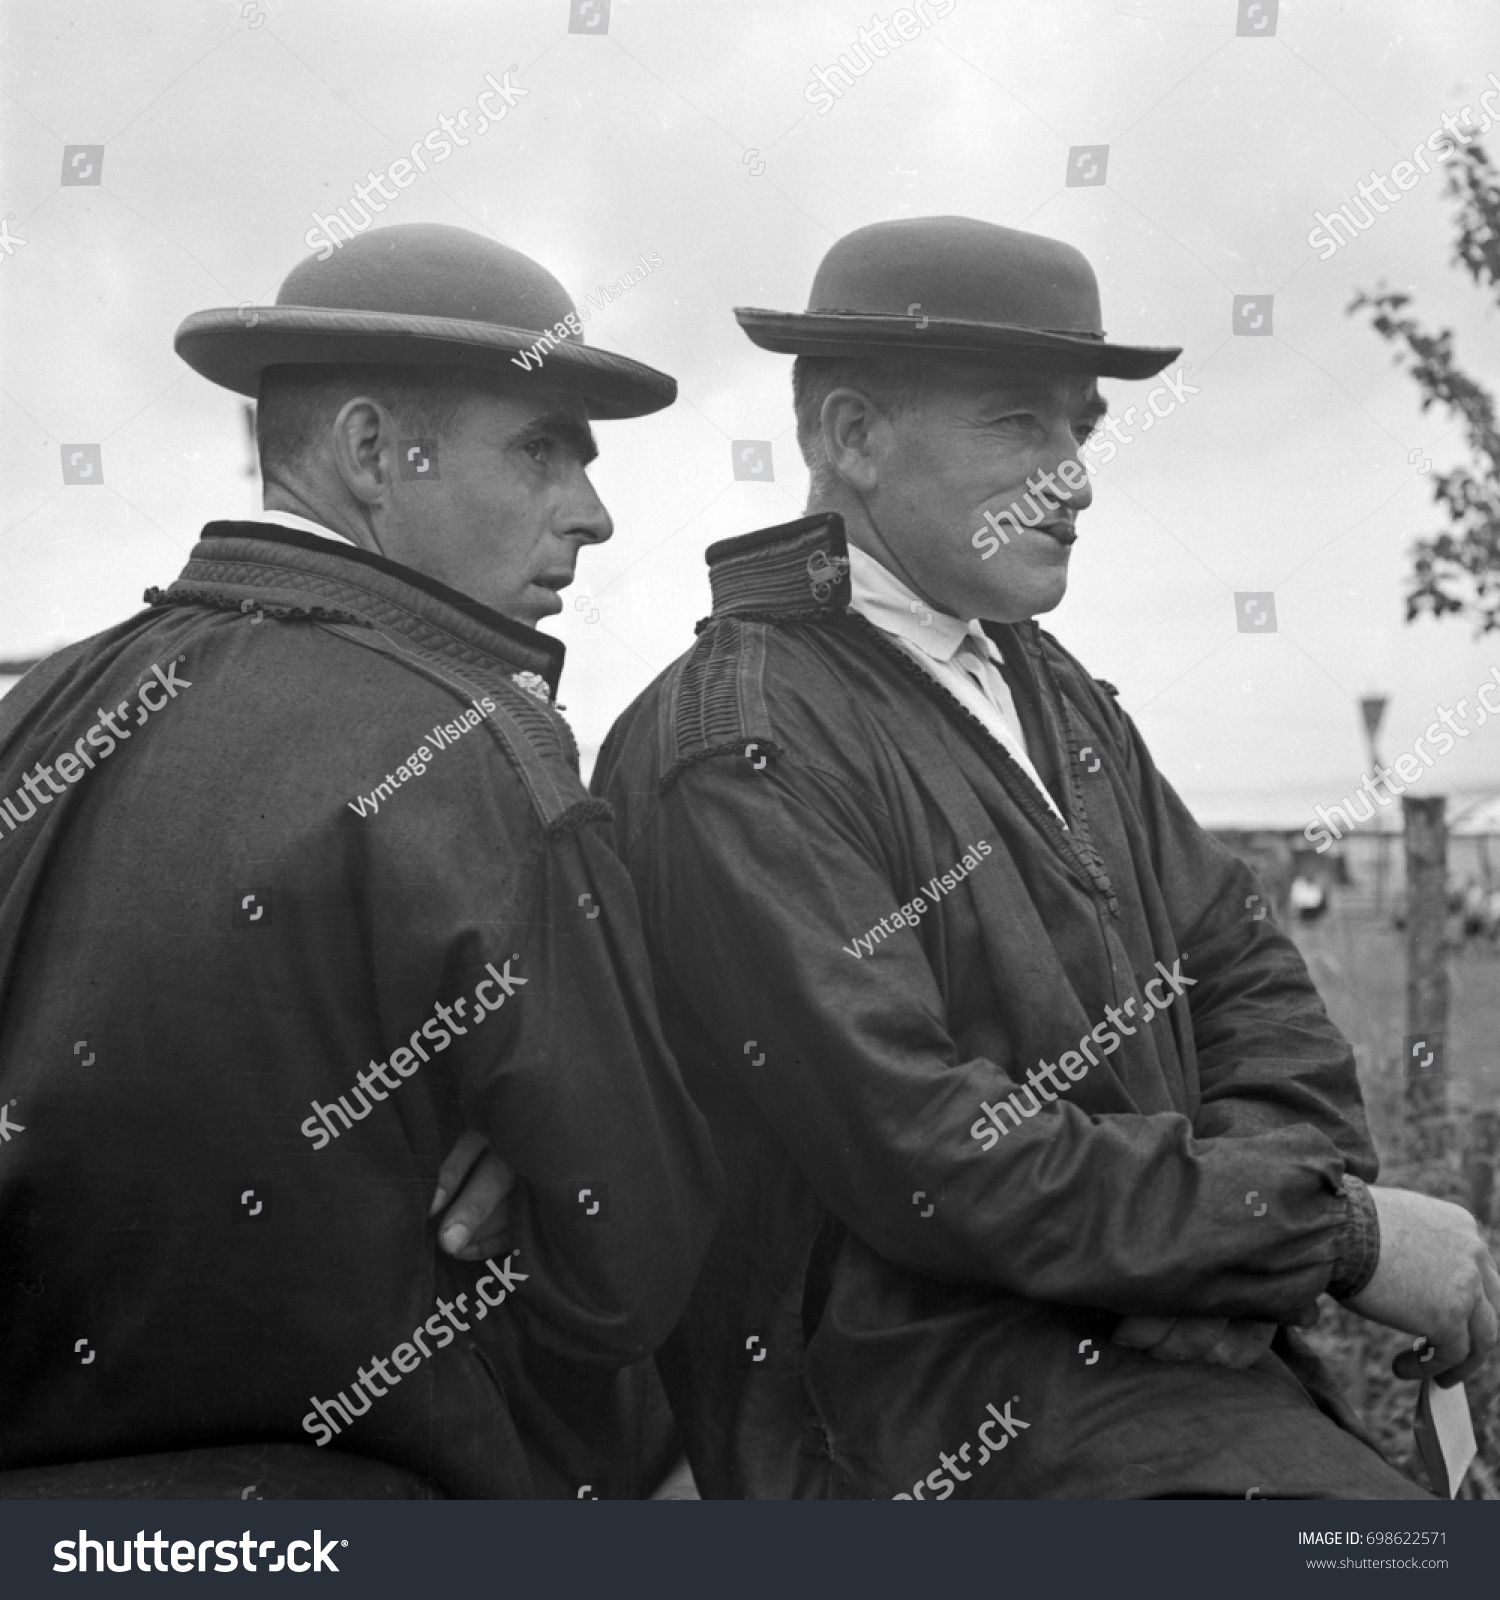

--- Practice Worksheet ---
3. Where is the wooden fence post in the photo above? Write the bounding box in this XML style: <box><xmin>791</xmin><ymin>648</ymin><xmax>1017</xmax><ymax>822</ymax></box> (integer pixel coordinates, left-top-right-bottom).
<box><xmin>1465</xmin><ymin>1110</ymin><xmax>1500</xmax><ymax>1228</ymax></box>
<box><xmin>1403</xmin><ymin>796</ymin><xmax>1450</xmax><ymax>1164</ymax></box>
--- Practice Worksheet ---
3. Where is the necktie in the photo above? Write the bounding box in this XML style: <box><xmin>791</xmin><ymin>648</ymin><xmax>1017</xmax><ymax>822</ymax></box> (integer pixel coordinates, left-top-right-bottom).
<box><xmin>956</xmin><ymin>635</ymin><xmax>1021</xmax><ymax>730</ymax></box>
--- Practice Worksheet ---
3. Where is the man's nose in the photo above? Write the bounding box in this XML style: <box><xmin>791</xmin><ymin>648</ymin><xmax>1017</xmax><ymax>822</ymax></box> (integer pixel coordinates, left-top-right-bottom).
<box><xmin>1060</xmin><ymin>455</ymin><xmax>1093</xmax><ymax>513</ymax></box>
<box><xmin>1045</xmin><ymin>433</ymin><xmax>1092</xmax><ymax>513</ymax></box>
<box><xmin>566</xmin><ymin>469</ymin><xmax>614</xmax><ymax>545</ymax></box>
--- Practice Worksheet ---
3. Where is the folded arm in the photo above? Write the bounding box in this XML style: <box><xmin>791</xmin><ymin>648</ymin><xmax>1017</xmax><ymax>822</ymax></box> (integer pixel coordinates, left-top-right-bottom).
<box><xmin>365</xmin><ymin>772</ymin><xmax>722</xmax><ymax>1368</ymax></box>
<box><xmin>626</xmin><ymin>751</ymin><xmax>1360</xmax><ymax>1324</ymax></box>
<box><xmin>1079</xmin><ymin>684</ymin><xmax>1497</xmax><ymax>1375</ymax></box>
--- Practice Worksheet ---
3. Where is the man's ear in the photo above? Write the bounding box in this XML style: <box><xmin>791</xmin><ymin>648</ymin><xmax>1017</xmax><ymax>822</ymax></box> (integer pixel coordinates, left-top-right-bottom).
<box><xmin>330</xmin><ymin>397</ymin><xmax>393</xmax><ymax>510</ymax></box>
<box><xmin>820</xmin><ymin>386</ymin><xmax>884</xmax><ymax>494</ymax></box>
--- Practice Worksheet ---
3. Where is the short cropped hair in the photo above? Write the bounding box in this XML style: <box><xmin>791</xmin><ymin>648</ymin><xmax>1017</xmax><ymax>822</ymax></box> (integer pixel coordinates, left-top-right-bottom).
<box><xmin>255</xmin><ymin>364</ymin><xmax>505</xmax><ymax>477</ymax></box>
<box><xmin>792</xmin><ymin>353</ymin><xmax>1003</xmax><ymax>491</ymax></box>
<box><xmin>792</xmin><ymin>355</ymin><xmax>929</xmax><ymax>466</ymax></box>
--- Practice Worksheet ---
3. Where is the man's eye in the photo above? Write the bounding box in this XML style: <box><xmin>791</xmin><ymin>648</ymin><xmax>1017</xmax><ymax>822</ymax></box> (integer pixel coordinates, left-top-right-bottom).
<box><xmin>524</xmin><ymin>438</ymin><xmax>551</xmax><ymax>462</ymax></box>
<box><xmin>989</xmin><ymin>414</ymin><xmax>1037</xmax><ymax>435</ymax></box>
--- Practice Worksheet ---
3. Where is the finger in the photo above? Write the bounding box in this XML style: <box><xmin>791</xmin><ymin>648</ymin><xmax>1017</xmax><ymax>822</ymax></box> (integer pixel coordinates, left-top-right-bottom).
<box><xmin>449</xmin><ymin>1219</ymin><xmax>512</xmax><ymax>1264</ymax></box>
<box><xmin>431</xmin><ymin>1130</ymin><xmax>489</xmax><ymax>1218</ymax></box>
<box><xmin>1112</xmin><ymin>1315</ymin><xmax>1178</xmax><ymax>1351</ymax></box>
<box><xmin>1393</xmin><ymin>1259</ymin><xmax>1500</xmax><ymax>1385</ymax></box>
<box><xmin>1477</xmin><ymin>1246</ymin><xmax>1500</xmax><ymax>1325</ymax></box>
<box><xmin>1434</xmin><ymin>1286</ymin><xmax>1500</xmax><ymax>1388</ymax></box>
<box><xmin>439</xmin><ymin>1148</ymin><xmax>517</xmax><ymax>1256</ymax></box>
<box><xmin>438</xmin><ymin>1150</ymin><xmax>516</xmax><ymax>1255</ymax></box>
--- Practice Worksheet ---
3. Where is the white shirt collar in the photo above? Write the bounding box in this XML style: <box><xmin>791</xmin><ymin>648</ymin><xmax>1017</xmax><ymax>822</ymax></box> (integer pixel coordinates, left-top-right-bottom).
<box><xmin>844</xmin><ymin>543</ymin><xmax>1064</xmax><ymax>824</ymax></box>
<box><xmin>258</xmin><ymin>510</ymin><xmax>355</xmax><ymax>547</ymax></box>
<box><xmin>846</xmin><ymin>544</ymin><xmax>1002</xmax><ymax>666</ymax></box>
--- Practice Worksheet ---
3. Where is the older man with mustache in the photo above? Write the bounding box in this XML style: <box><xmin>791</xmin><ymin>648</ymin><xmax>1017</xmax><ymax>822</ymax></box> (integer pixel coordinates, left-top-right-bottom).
<box><xmin>0</xmin><ymin>223</ymin><xmax>719</xmax><ymax>1498</ymax></box>
<box><xmin>595</xmin><ymin>216</ymin><xmax>1498</xmax><ymax>1499</ymax></box>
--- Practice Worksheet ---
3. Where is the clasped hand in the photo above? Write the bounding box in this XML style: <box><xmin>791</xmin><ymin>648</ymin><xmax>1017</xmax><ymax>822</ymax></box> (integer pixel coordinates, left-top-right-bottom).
<box><xmin>431</xmin><ymin>1130</ymin><xmax>515</xmax><ymax>1261</ymax></box>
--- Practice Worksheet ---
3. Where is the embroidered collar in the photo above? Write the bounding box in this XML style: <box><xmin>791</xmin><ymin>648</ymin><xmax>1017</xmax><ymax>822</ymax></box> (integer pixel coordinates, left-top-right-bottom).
<box><xmin>180</xmin><ymin>521</ymin><xmax>566</xmax><ymax>699</ymax></box>
<box><xmin>705</xmin><ymin>512</ymin><xmax>852</xmax><ymax>620</ymax></box>
<box><xmin>704</xmin><ymin>512</ymin><xmax>1010</xmax><ymax>677</ymax></box>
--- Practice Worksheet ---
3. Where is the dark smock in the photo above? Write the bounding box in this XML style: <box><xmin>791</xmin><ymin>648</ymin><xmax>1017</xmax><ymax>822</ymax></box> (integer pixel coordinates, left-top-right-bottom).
<box><xmin>594</xmin><ymin>512</ymin><xmax>1428</xmax><ymax>1500</ymax></box>
<box><xmin>0</xmin><ymin>522</ymin><xmax>720</xmax><ymax>1498</ymax></box>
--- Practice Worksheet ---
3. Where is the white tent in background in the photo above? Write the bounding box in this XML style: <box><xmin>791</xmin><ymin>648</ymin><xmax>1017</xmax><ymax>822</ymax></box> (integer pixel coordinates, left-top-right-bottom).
<box><xmin>1451</xmin><ymin>795</ymin><xmax>1500</xmax><ymax>836</ymax></box>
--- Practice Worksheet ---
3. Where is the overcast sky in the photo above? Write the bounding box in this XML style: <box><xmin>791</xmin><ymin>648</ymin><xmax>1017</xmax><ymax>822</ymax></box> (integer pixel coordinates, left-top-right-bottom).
<box><xmin>4</xmin><ymin>0</ymin><xmax>1499</xmax><ymax>826</ymax></box>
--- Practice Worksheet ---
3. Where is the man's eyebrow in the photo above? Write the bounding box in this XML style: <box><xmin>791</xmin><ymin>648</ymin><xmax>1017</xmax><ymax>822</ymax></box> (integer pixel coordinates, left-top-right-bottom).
<box><xmin>970</xmin><ymin>383</ymin><xmax>1108</xmax><ymax>421</ymax></box>
<box><xmin>505</xmin><ymin>411</ymin><xmax>598</xmax><ymax>466</ymax></box>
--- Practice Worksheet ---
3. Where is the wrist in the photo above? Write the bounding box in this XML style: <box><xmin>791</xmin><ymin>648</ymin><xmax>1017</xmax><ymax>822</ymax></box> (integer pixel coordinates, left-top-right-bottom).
<box><xmin>1327</xmin><ymin>1173</ymin><xmax>1380</xmax><ymax>1300</ymax></box>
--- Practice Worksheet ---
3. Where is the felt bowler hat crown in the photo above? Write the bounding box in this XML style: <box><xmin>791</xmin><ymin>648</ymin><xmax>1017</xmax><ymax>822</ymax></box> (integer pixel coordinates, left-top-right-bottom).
<box><xmin>174</xmin><ymin>223</ymin><xmax>675</xmax><ymax>419</ymax></box>
<box><xmin>736</xmin><ymin>215</ymin><xmax>1180</xmax><ymax>380</ymax></box>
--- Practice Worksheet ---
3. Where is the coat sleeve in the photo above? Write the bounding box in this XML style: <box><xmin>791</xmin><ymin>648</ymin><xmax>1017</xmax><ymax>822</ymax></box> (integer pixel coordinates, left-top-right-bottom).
<box><xmin>356</xmin><ymin>748</ymin><xmax>722</xmax><ymax>1370</ymax></box>
<box><xmin>609</xmin><ymin>743</ymin><xmax>1363</xmax><ymax>1323</ymax></box>
<box><xmin>1083</xmin><ymin>680</ymin><xmax>1377</xmax><ymax>1178</ymax></box>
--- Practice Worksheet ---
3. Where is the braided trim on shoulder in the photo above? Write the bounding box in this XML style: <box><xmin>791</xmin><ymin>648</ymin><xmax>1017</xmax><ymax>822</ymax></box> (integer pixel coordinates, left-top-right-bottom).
<box><xmin>548</xmin><ymin>797</ymin><xmax>614</xmax><ymax>838</ymax></box>
<box><xmin>144</xmin><ymin>585</ymin><xmax>364</xmax><ymax>626</ymax></box>
<box><xmin>660</xmin><ymin>736</ymin><xmax>782</xmax><ymax>796</ymax></box>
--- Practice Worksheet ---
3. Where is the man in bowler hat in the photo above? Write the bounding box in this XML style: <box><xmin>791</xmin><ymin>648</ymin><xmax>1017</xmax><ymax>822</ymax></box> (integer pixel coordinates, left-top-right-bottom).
<box><xmin>0</xmin><ymin>223</ymin><xmax>719</xmax><ymax>1497</ymax></box>
<box><xmin>594</xmin><ymin>216</ymin><xmax>1499</xmax><ymax>1498</ymax></box>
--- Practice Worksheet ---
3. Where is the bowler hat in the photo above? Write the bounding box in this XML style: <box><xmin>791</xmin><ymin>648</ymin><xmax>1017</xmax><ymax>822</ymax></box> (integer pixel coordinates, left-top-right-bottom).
<box><xmin>174</xmin><ymin>223</ymin><xmax>675</xmax><ymax>419</ymax></box>
<box><xmin>736</xmin><ymin>216</ymin><xmax>1179</xmax><ymax>380</ymax></box>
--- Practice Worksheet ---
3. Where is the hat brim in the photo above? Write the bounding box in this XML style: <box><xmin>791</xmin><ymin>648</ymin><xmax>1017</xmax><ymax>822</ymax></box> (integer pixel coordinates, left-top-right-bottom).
<box><xmin>735</xmin><ymin>308</ymin><xmax>1180</xmax><ymax>381</ymax></box>
<box><xmin>174</xmin><ymin>306</ymin><xmax>676</xmax><ymax>420</ymax></box>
